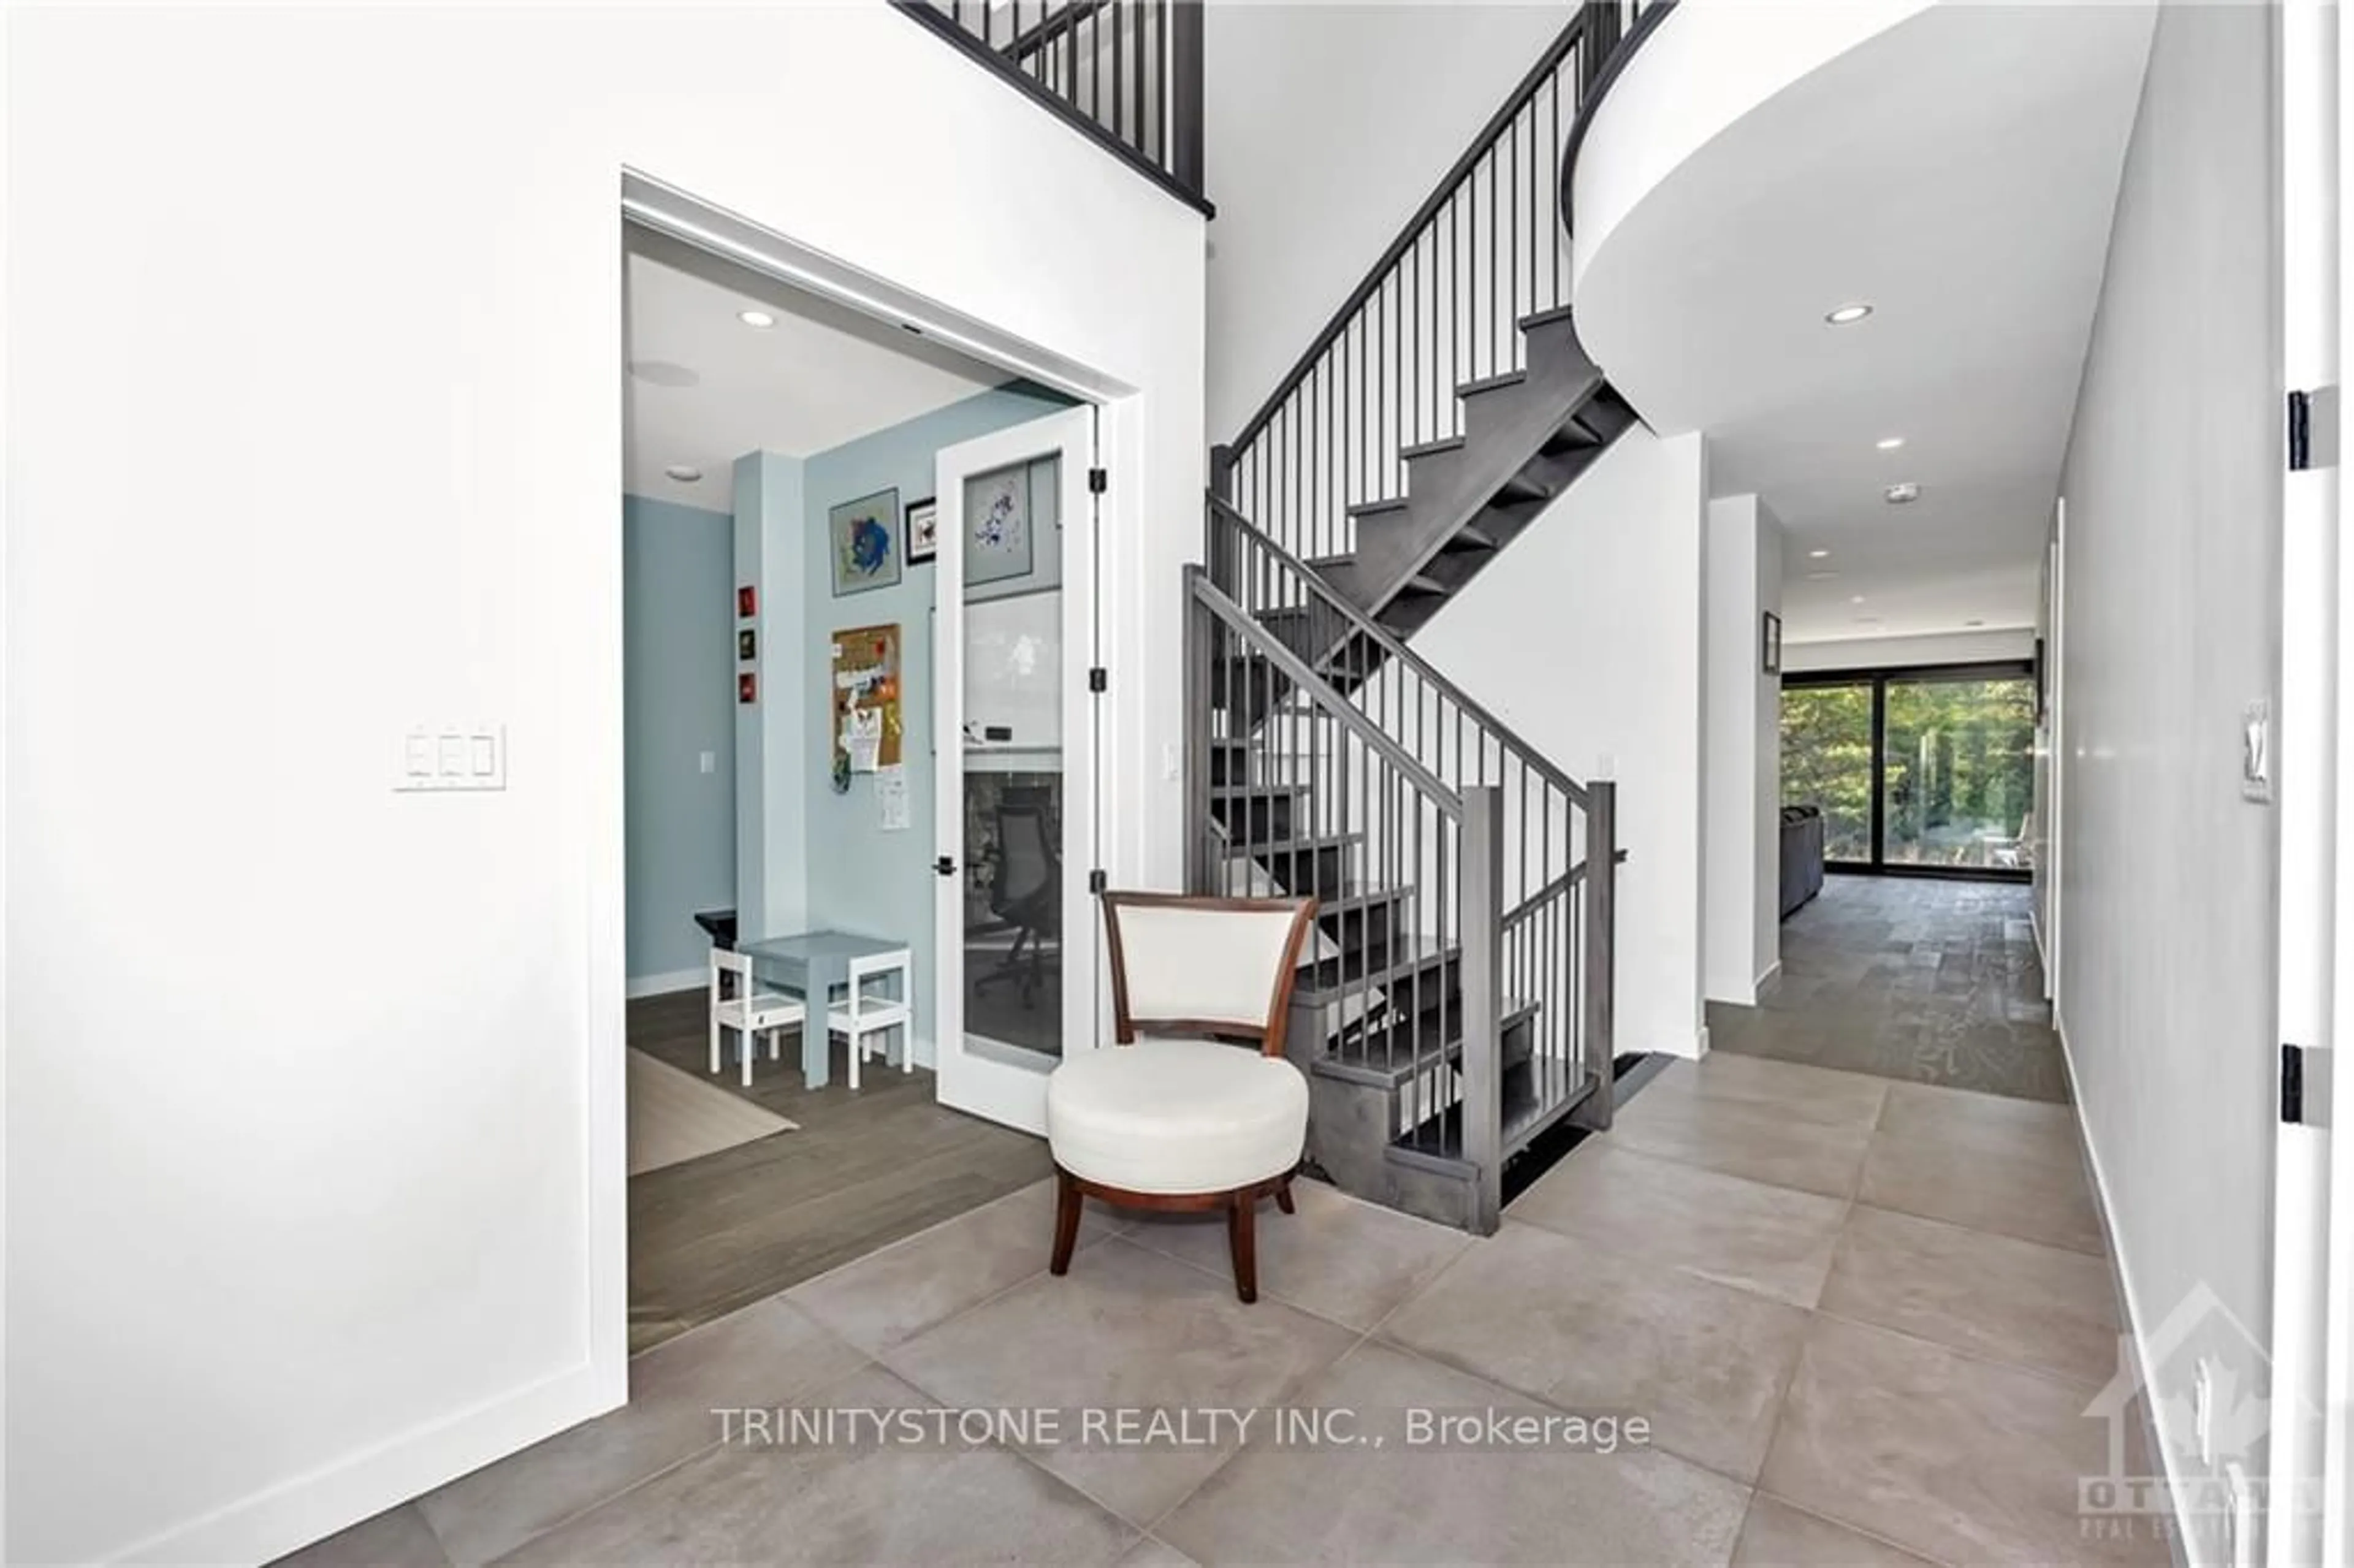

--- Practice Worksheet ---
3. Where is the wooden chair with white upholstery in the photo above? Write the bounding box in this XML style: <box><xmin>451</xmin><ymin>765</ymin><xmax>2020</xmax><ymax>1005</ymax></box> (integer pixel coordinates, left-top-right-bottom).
<box><xmin>708</xmin><ymin>948</ymin><xmax>807</xmax><ymax>1089</ymax></box>
<box><xmin>1045</xmin><ymin>892</ymin><xmax>1319</xmax><ymax>1303</ymax></box>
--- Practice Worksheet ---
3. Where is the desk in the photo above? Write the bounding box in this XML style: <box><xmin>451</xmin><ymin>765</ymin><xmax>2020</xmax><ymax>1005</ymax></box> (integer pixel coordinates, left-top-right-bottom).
<box><xmin>738</xmin><ymin>929</ymin><xmax>910</xmax><ymax>1088</ymax></box>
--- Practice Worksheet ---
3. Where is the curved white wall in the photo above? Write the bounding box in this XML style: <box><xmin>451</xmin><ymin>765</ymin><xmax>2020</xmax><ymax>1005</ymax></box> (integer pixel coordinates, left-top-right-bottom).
<box><xmin>1571</xmin><ymin>0</ymin><xmax>1928</xmax><ymax>290</ymax></box>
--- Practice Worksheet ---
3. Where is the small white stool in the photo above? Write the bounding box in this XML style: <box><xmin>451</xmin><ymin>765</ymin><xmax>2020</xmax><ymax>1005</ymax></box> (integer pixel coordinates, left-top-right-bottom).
<box><xmin>831</xmin><ymin>947</ymin><xmax>912</xmax><ymax>1090</ymax></box>
<box><xmin>709</xmin><ymin>949</ymin><xmax>806</xmax><ymax>1088</ymax></box>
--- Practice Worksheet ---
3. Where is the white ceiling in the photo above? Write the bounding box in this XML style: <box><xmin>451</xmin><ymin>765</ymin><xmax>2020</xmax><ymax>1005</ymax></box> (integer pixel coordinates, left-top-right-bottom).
<box><xmin>1574</xmin><ymin>3</ymin><xmax>2157</xmax><ymax>643</ymax></box>
<box><xmin>623</xmin><ymin>227</ymin><xmax>1008</xmax><ymax>508</ymax></box>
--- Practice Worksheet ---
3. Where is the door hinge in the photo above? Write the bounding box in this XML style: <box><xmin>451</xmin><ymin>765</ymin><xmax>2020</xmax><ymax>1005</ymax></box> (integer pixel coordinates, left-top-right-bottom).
<box><xmin>2284</xmin><ymin>1042</ymin><xmax>2332</xmax><ymax>1127</ymax></box>
<box><xmin>2290</xmin><ymin>386</ymin><xmax>2339</xmax><ymax>471</ymax></box>
<box><xmin>1088</xmin><ymin>467</ymin><xmax>1109</xmax><ymax>494</ymax></box>
<box><xmin>2284</xmin><ymin>1042</ymin><xmax>2307</xmax><ymax>1123</ymax></box>
<box><xmin>934</xmin><ymin>856</ymin><xmax>958</xmax><ymax>877</ymax></box>
<box><xmin>1087</xmin><ymin>869</ymin><xmax>1108</xmax><ymax>894</ymax></box>
<box><xmin>1087</xmin><ymin>667</ymin><xmax>1108</xmax><ymax>693</ymax></box>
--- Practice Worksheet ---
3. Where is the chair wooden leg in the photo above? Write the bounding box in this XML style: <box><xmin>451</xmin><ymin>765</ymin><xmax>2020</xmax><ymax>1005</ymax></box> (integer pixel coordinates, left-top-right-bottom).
<box><xmin>1274</xmin><ymin>1177</ymin><xmax>1295</xmax><ymax>1216</ymax></box>
<box><xmin>1228</xmin><ymin>1189</ymin><xmax>1259</xmax><ymax>1303</ymax></box>
<box><xmin>1049</xmin><ymin>1171</ymin><xmax>1083</xmax><ymax>1276</ymax></box>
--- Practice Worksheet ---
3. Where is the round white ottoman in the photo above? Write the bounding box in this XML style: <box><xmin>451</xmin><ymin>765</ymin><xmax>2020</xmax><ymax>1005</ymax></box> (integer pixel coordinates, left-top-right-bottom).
<box><xmin>1045</xmin><ymin>1038</ymin><xmax>1309</xmax><ymax>1301</ymax></box>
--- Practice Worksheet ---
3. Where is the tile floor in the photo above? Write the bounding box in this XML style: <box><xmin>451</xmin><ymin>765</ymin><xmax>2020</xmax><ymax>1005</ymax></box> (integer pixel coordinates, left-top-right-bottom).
<box><xmin>1714</xmin><ymin>875</ymin><xmax>2071</xmax><ymax>1102</ymax></box>
<box><xmin>284</xmin><ymin>1051</ymin><xmax>2168</xmax><ymax>1568</ymax></box>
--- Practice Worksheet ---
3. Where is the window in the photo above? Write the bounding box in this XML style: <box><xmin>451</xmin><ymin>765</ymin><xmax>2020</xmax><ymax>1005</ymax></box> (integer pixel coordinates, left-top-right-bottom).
<box><xmin>1781</xmin><ymin>661</ymin><xmax>2036</xmax><ymax>879</ymax></box>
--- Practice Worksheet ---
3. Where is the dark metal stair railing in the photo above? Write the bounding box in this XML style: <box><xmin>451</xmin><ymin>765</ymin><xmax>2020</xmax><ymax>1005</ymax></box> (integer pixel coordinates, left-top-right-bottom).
<box><xmin>1211</xmin><ymin>1</ymin><xmax>1656</xmax><ymax>566</ymax></box>
<box><xmin>893</xmin><ymin>0</ymin><xmax>1208</xmax><ymax>214</ymax></box>
<box><xmin>1190</xmin><ymin>496</ymin><xmax>1618</xmax><ymax>1229</ymax></box>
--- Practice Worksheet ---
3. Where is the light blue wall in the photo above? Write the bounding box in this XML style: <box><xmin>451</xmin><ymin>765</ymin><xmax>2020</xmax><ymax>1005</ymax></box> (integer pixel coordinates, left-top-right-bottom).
<box><xmin>793</xmin><ymin>382</ymin><xmax>1075</xmax><ymax>1060</ymax></box>
<box><xmin>623</xmin><ymin>495</ymin><xmax>738</xmax><ymax>984</ymax></box>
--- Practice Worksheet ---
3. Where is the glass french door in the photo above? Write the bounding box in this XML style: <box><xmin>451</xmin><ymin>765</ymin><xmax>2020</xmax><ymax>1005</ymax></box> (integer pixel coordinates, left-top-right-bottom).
<box><xmin>931</xmin><ymin>405</ymin><xmax>1097</xmax><ymax>1133</ymax></box>
<box><xmin>1781</xmin><ymin>663</ymin><xmax>2036</xmax><ymax>878</ymax></box>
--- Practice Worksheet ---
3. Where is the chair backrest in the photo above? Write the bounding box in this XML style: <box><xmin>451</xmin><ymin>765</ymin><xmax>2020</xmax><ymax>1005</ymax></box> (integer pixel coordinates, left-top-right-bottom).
<box><xmin>994</xmin><ymin>802</ymin><xmax>1057</xmax><ymax>907</ymax></box>
<box><xmin>1099</xmin><ymin>892</ymin><xmax>1319</xmax><ymax>1056</ymax></box>
<box><xmin>710</xmin><ymin>946</ymin><xmax>749</xmax><ymax>1002</ymax></box>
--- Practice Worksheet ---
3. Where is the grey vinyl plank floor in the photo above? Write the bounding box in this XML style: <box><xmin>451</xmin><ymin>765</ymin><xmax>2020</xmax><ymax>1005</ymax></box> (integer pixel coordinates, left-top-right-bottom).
<box><xmin>1711</xmin><ymin>874</ymin><xmax>2072</xmax><ymax>1103</ymax></box>
<box><xmin>623</xmin><ymin>988</ymin><xmax>1051</xmax><ymax>1353</ymax></box>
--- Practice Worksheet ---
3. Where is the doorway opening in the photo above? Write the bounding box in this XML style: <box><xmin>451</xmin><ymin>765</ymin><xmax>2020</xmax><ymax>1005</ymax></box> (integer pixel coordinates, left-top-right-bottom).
<box><xmin>619</xmin><ymin>218</ymin><xmax>1101</xmax><ymax>1350</ymax></box>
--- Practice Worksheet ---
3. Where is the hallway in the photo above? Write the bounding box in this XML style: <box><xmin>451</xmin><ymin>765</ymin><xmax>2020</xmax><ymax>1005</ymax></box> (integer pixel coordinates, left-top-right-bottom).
<box><xmin>1710</xmin><ymin>875</ymin><xmax>2068</xmax><ymax>1103</ymax></box>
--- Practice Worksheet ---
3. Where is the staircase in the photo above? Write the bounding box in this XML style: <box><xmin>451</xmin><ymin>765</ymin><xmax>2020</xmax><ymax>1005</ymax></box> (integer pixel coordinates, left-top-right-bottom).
<box><xmin>1186</xmin><ymin>2</ymin><xmax>1655</xmax><ymax>1233</ymax></box>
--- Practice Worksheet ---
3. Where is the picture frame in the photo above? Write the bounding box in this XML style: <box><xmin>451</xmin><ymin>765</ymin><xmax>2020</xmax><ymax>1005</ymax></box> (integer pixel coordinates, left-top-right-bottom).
<box><xmin>966</xmin><ymin>463</ymin><xmax>1034</xmax><ymax>586</ymax></box>
<box><xmin>737</xmin><ymin>584</ymin><xmax>757</xmax><ymax>618</ymax></box>
<box><xmin>904</xmin><ymin>495</ymin><xmax>939</xmax><ymax>565</ymax></box>
<box><xmin>738</xmin><ymin>672</ymin><xmax>757</xmax><ymax>705</ymax></box>
<box><xmin>829</xmin><ymin>487</ymin><xmax>902</xmax><ymax>597</ymax></box>
<box><xmin>1762</xmin><ymin>611</ymin><xmax>1783</xmax><ymax>676</ymax></box>
<box><xmin>738</xmin><ymin>628</ymin><xmax>756</xmax><ymax>662</ymax></box>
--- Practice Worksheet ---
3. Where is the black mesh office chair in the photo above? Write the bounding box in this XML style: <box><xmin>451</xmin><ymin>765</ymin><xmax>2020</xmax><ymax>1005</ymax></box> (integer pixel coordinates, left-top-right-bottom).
<box><xmin>976</xmin><ymin>798</ymin><xmax>1059</xmax><ymax>1008</ymax></box>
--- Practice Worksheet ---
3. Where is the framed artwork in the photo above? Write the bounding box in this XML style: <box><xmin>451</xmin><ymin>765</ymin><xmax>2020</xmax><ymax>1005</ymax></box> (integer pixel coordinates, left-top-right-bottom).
<box><xmin>966</xmin><ymin>463</ymin><xmax>1034</xmax><ymax>586</ymax></box>
<box><xmin>905</xmin><ymin>496</ymin><xmax>939</xmax><ymax>565</ymax></box>
<box><xmin>1761</xmin><ymin>611</ymin><xmax>1783</xmax><ymax>676</ymax></box>
<box><xmin>738</xmin><ymin>628</ymin><xmax>756</xmax><ymax>662</ymax></box>
<box><xmin>828</xmin><ymin>487</ymin><xmax>902</xmax><ymax>597</ymax></box>
<box><xmin>737</xmin><ymin>584</ymin><xmax>757</xmax><ymax>618</ymax></box>
<box><xmin>738</xmin><ymin>672</ymin><xmax>757</xmax><ymax>705</ymax></box>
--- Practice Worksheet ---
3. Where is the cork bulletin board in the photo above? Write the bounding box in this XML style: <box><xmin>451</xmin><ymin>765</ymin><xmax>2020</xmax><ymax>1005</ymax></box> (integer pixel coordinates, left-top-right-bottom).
<box><xmin>829</xmin><ymin>622</ymin><xmax>902</xmax><ymax>792</ymax></box>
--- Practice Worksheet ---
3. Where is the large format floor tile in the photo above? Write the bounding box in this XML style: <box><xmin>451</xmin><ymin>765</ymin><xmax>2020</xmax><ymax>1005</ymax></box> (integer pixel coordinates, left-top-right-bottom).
<box><xmin>1155</xmin><ymin>1340</ymin><xmax>1751</xmax><ymax>1567</ymax></box>
<box><xmin>1822</xmin><ymin>1203</ymin><xmax>2123</xmax><ymax>1387</ymax></box>
<box><xmin>1651</xmin><ymin>1050</ymin><xmax>1892</xmax><ymax>1128</ymax></box>
<box><xmin>1509</xmin><ymin>1143</ymin><xmax>1849</xmax><ymax>1307</ymax></box>
<box><xmin>1121</xmin><ymin>1175</ymin><xmax>1473</xmax><ymax>1331</ymax></box>
<box><xmin>1381</xmin><ymin>1220</ymin><xmax>1810</xmax><ymax>1483</ymax></box>
<box><xmin>1729</xmin><ymin>1494</ymin><xmax>1935</xmax><ymax>1567</ymax></box>
<box><xmin>1859</xmin><ymin>1082</ymin><xmax>2106</xmax><ymax>1254</ymax></box>
<box><xmin>501</xmin><ymin>1363</ymin><xmax>1135</xmax><ymax>1567</ymax></box>
<box><xmin>788</xmin><ymin>1176</ymin><xmax>1117</xmax><ymax>1355</ymax></box>
<box><xmin>1612</xmin><ymin>1077</ymin><xmax>1876</xmax><ymax>1198</ymax></box>
<box><xmin>880</xmin><ymin>1236</ymin><xmax>1358</xmax><ymax>1526</ymax></box>
<box><xmin>1760</xmin><ymin>1314</ymin><xmax>2161</xmax><ymax>1566</ymax></box>
<box><xmin>416</xmin><ymin>1298</ymin><xmax>860</xmax><ymax>1565</ymax></box>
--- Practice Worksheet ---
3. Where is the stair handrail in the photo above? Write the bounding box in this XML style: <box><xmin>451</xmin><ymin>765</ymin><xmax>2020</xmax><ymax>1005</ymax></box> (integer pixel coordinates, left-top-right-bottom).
<box><xmin>1185</xmin><ymin>565</ymin><xmax>1465</xmax><ymax>816</ymax></box>
<box><xmin>1219</xmin><ymin>9</ymin><xmax>1593</xmax><ymax>463</ymax></box>
<box><xmin>1208</xmin><ymin>494</ymin><xmax>1589</xmax><ymax>811</ymax></box>
<box><xmin>1558</xmin><ymin>0</ymin><xmax>1677</xmax><ymax>240</ymax></box>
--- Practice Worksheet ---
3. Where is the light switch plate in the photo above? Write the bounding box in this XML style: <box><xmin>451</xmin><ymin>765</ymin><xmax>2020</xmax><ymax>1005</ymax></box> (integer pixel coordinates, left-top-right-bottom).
<box><xmin>2242</xmin><ymin>700</ymin><xmax>2273</xmax><ymax>804</ymax></box>
<box><xmin>395</xmin><ymin>723</ymin><xmax>507</xmax><ymax>792</ymax></box>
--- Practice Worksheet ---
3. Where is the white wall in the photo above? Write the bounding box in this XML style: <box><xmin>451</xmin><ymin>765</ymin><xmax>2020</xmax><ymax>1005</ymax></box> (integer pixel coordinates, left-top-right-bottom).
<box><xmin>1782</xmin><ymin>625</ymin><xmax>2035</xmax><ymax>672</ymax></box>
<box><xmin>2</xmin><ymin>7</ymin><xmax>1206</xmax><ymax>1563</ymax></box>
<box><xmin>1411</xmin><ymin>428</ymin><xmax>1709</xmax><ymax>1058</ymax></box>
<box><xmin>1704</xmin><ymin>494</ymin><xmax>1784</xmax><ymax>1004</ymax></box>
<box><xmin>2054</xmin><ymin>0</ymin><xmax>2278</xmax><ymax>1521</ymax></box>
<box><xmin>1203</xmin><ymin>1</ymin><xmax>1572</xmax><ymax>440</ymax></box>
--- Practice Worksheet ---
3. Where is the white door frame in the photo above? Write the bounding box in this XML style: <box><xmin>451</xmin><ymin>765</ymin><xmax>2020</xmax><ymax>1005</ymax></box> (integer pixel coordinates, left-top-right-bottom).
<box><xmin>932</xmin><ymin>405</ymin><xmax>1100</xmax><ymax>1133</ymax></box>
<box><xmin>2269</xmin><ymin>2</ymin><xmax>2344</xmax><ymax>1562</ymax></box>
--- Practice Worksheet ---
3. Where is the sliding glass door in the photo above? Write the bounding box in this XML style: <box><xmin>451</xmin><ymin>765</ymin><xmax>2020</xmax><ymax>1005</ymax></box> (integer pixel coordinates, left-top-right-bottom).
<box><xmin>1781</xmin><ymin>662</ymin><xmax>2036</xmax><ymax>879</ymax></box>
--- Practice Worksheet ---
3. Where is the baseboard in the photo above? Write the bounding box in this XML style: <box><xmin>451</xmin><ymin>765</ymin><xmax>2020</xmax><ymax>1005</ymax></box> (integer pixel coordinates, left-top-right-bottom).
<box><xmin>113</xmin><ymin>1359</ymin><xmax>619</xmax><ymax>1566</ymax></box>
<box><xmin>2052</xmin><ymin>1019</ymin><xmax>2193</xmax><ymax>1568</ymax></box>
<box><xmin>1753</xmin><ymin>959</ymin><xmax>1783</xmax><ymax>994</ymax></box>
<box><xmin>626</xmin><ymin>967</ymin><xmax>705</xmax><ymax>1000</ymax></box>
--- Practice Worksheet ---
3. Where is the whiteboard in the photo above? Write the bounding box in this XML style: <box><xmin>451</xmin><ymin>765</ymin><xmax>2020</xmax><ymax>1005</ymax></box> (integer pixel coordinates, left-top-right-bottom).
<box><xmin>964</xmin><ymin>589</ymin><xmax>1061</xmax><ymax>753</ymax></box>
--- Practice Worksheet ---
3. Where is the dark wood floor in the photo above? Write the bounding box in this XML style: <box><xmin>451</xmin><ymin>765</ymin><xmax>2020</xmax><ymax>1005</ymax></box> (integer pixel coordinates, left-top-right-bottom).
<box><xmin>627</xmin><ymin>989</ymin><xmax>1051</xmax><ymax>1353</ymax></box>
<box><xmin>1710</xmin><ymin>874</ymin><xmax>2071</xmax><ymax>1103</ymax></box>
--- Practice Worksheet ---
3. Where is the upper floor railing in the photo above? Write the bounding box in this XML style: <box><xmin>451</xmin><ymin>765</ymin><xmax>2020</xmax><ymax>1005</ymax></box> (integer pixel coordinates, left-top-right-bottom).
<box><xmin>894</xmin><ymin>0</ymin><xmax>1208</xmax><ymax>215</ymax></box>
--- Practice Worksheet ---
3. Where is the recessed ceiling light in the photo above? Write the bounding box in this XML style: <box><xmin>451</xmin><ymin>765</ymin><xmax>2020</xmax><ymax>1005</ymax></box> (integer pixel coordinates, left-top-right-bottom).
<box><xmin>1884</xmin><ymin>482</ymin><xmax>1921</xmax><ymax>504</ymax></box>
<box><xmin>1808</xmin><ymin>549</ymin><xmax>1831</xmax><ymax>559</ymax></box>
<box><xmin>1876</xmin><ymin>436</ymin><xmax>1906</xmax><ymax>451</ymax></box>
<box><xmin>664</xmin><ymin>464</ymin><xmax>704</xmax><ymax>482</ymax></box>
<box><xmin>1824</xmin><ymin>302</ymin><xmax>1873</xmax><ymax>325</ymax></box>
<box><xmin>1850</xmin><ymin>595</ymin><xmax>1867</xmax><ymax>604</ymax></box>
<box><xmin>737</xmin><ymin>308</ymin><xmax>777</xmax><ymax>329</ymax></box>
